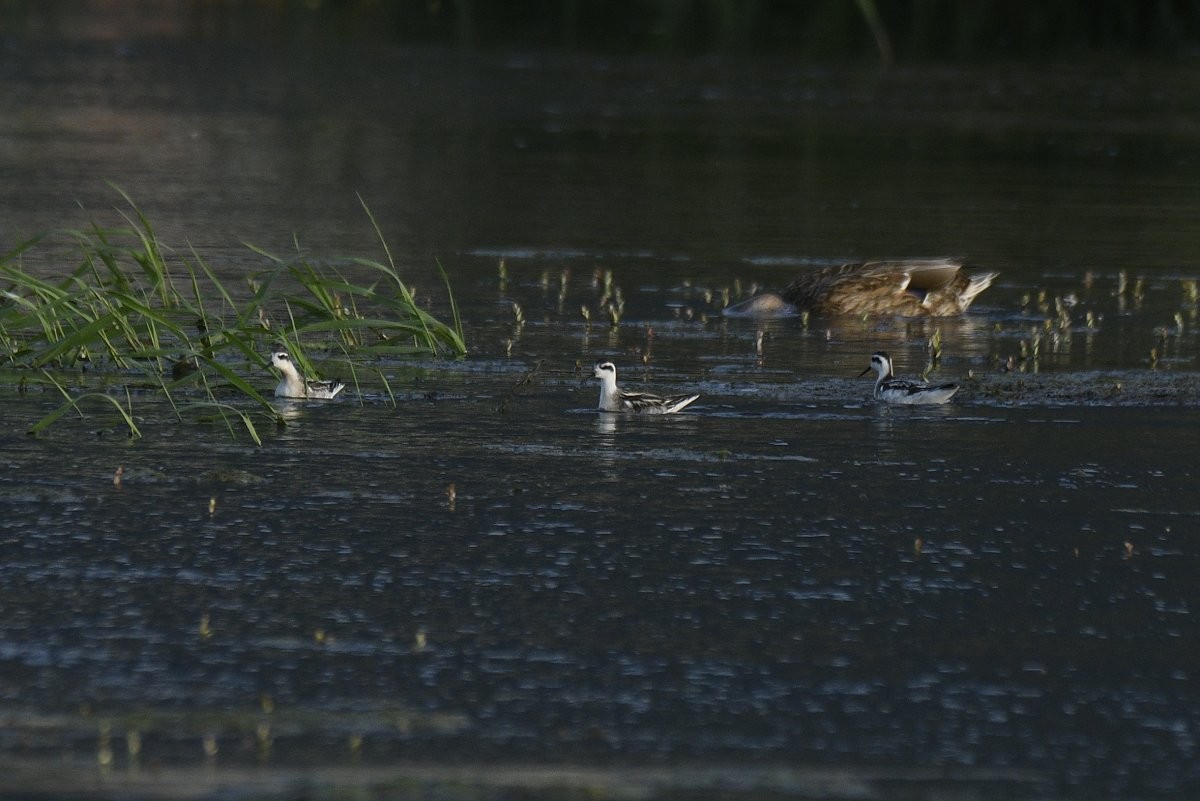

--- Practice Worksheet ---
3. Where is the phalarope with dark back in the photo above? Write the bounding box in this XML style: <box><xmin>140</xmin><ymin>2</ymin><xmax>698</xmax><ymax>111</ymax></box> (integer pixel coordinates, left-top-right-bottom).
<box><xmin>591</xmin><ymin>361</ymin><xmax>699</xmax><ymax>414</ymax></box>
<box><xmin>859</xmin><ymin>351</ymin><xmax>958</xmax><ymax>405</ymax></box>
<box><xmin>270</xmin><ymin>350</ymin><xmax>346</xmax><ymax>400</ymax></box>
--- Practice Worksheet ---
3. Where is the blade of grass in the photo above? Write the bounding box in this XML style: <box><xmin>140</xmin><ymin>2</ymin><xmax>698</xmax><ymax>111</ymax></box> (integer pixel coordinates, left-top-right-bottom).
<box><xmin>178</xmin><ymin>401</ymin><xmax>265</xmax><ymax>446</ymax></box>
<box><xmin>107</xmin><ymin>181</ymin><xmax>177</xmax><ymax>306</ymax></box>
<box><xmin>436</xmin><ymin>257</ymin><xmax>465</xmax><ymax>349</ymax></box>
<box><xmin>32</xmin><ymin>371</ymin><xmax>142</xmax><ymax>438</ymax></box>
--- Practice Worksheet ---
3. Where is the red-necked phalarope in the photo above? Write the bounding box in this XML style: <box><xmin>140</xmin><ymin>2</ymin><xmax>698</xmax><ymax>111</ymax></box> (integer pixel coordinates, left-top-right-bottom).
<box><xmin>724</xmin><ymin>259</ymin><xmax>998</xmax><ymax>318</ymax></box>
<box><xmin>591</xmin><ymin>361</ymin><xmax>699</xmax><ymax>414</ymax></box>
<box><xmin>270</xmin><ymin>350</ymin><xmax>345</xmax><ymax>399</ymax></box>
<box><xmin>859</xmin><ymin>351</ymin><xmax>958</xmax><ymax>405</ymax></box>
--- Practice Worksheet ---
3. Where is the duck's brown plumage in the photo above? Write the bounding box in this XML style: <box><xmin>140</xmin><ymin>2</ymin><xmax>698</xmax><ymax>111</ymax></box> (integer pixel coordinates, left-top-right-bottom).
<box><xmin>725</xmin><ymin>259</ymin><xmax>997</xmax><ymax>318</ymax></box>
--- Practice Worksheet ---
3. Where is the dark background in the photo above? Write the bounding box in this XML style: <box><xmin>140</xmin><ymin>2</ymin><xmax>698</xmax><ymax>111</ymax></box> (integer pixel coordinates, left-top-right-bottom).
<box><xmin>4</xmin><ymin>0</ymin><xmax>1200</xmax><ymax>59</ymax></box>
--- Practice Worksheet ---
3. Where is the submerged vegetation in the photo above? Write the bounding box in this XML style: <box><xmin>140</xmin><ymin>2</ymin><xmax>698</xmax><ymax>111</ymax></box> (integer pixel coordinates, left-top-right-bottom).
<box><xmin>0</xmin><ymin>190</ymin><xmax>466</xmax><ymax>443</ymax></box>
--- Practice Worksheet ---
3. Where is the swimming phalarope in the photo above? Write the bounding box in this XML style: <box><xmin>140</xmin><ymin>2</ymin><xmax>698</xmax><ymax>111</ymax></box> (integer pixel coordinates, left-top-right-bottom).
<box><xmin>859</xmin><ymin>351</ymin><xmax>958</xmax><ymax>405</ymax></box>
<box><xmin>591</xmin><ymin>361</ymin><xmax>699</xmax><ymax>414</ymax></box>
<box><xmin>724</xmin><ymin>259</ymin><xmax>997</xmax><ymax>318</ymax></box>
<box><xmin>269</xmin><ymin>350</ymin><xmax>345</xmax><ymax>399</ymax></box>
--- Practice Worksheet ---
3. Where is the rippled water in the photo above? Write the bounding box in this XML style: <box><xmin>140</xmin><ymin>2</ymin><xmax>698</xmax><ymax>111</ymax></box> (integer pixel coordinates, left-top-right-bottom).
<box><xmin>2</xmin><ymin>14</ymin><xmax>1199</xmax><ymax>801</ymax></box>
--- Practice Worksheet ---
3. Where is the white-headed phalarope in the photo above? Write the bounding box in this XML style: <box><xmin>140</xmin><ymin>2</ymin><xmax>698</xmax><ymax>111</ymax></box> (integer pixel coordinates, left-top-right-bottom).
<box><xmin>591</xmin><ymin>361</ymin><xmax>699</xmax><ymax>414</ymax></box>
<box><xmin>859</xmin><ymin>351</ymin><xmax>958</xmax><ymax>405</ymax></box>
<box><xmin>724</xmin><ymin>259</ymin><xmax>998</xmax><ymax>318</ymax></box>
<box><xmin>270</xmin><ymin>349</ymin><xmax>346</xmax><ymax>399</ymax></box>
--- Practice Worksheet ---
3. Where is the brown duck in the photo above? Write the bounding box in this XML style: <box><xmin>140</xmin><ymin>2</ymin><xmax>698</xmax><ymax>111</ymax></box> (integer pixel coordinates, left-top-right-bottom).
<box><xmin>723</xmin><ymin>259</ymin><xmax>998</xmax><ymax>318</ymax></box>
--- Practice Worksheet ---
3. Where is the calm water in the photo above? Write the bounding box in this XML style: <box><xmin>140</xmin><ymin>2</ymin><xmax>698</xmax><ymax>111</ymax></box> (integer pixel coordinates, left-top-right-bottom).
<box><xmin>2</xmin><ymin>14</ymin><xmax>1200</xmax><ymax>801</ymax></box>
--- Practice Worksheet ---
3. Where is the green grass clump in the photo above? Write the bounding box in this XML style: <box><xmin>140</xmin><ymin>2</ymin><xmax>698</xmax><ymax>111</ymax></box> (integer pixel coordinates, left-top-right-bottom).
<box><xmin>0</xmin><ymin>187</ymin><xmax>466</xmax><ymax>442</ymax></box>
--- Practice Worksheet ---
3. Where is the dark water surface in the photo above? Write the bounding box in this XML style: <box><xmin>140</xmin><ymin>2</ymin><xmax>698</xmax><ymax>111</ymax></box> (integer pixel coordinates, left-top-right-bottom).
<box><xmin>2</xmin><ymin>14</ymin><xmax>1200</xmax><ymax>801</ymax></box>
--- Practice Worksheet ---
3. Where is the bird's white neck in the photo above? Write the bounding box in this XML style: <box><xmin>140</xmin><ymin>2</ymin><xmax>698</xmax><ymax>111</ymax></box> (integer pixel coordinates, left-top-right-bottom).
<box><xmin>596</xmin><ymin>370</ymin><xmax>620</xmax><ymax>410</ymax></box>
<box><xmin>275</xmin><ymin>359</ymin><xmax>306</xmax><ymax>396</ymax></box>
<box><xmin>871</xmin><ymin>358</ymin><xmax>894</xmax><ymax>397</ymax></box>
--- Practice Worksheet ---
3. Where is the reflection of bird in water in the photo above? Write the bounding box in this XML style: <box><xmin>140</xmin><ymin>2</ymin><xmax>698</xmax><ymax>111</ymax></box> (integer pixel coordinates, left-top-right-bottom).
<box><xmin>269</xmin><ymin>350</ymin><xmax>345</xmax><ymax>399</ymax></box>
<box><xmin>594</xmin><ymin>413</ymin><xmax>618</xmax><ymax>436</ymax></box>
<box><xmin>590</xmin><ymin>361</ymin><xmax>699</xmax><ymax>414</ymax></box>
<box><xmin>859</xmin><ymin>351</ymin><xmax>958</xmax><ymax>405</ymax></box>
<box><xmin>724</xmin><ymin>259</ymin><xmax>997</xmax><ymax>318</ymax></box>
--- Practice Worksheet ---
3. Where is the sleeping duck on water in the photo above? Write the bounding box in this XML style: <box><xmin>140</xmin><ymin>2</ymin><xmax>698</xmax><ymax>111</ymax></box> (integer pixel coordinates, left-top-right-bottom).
<box><xmin>723</xmin><ymin>259</ymin><xmax>997</xmax><ymax>318</ymax></box>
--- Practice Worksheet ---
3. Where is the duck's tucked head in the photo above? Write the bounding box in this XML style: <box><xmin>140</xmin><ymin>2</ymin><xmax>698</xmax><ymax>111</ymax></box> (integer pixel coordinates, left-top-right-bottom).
<box><xmin>592</xmin><ymin>360</ymin><xmax>617</xmax><ymax>382</ymax></box>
